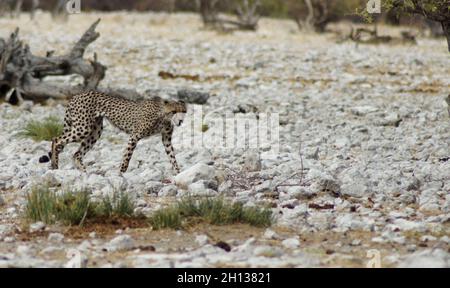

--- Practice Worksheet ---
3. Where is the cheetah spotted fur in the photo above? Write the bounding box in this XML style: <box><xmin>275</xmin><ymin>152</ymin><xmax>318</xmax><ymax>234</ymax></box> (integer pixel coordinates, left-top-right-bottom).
<box><xmin>48</xmin><ymin>91</ymin><xmax>186</xmax><ymax>173</ymax></box>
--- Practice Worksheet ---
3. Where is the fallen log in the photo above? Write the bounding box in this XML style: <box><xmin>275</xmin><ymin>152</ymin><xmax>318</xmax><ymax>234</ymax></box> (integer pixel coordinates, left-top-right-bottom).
<box><xmin>0</xmin><ymin>18</ymin><xmax>106</xmax><ymax>104</ymax></box>
<box><xmin>0</xmin><ymin>18</ymin><xmax>209</xmax><ymax>106</ymax></box>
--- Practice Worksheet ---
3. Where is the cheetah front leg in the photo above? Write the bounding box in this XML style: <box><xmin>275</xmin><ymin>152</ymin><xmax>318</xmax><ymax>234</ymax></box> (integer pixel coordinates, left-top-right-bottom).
<box><xmin>51</xmin><ymin>137</ymin><xmax>65</xmax><ymax>170</ymax></box>
<box><xmin>162</xmin><ymin>125</ymin><xmax>180</xmax><ymax>174</ymax></box>
<box><xmin>120</xmin><ymin>135</ymin><xmax>140</xmax><ymax>173</ymax></box>
<box><xmin>50</xmin><ymin>115</ymin><xmax>73</xmax><ymax>169</ymax></box>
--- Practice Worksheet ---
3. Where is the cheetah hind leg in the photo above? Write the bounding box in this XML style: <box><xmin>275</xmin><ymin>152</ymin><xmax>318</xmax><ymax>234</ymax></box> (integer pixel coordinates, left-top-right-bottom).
<box><xmin>49</xmin><ymin>115</ymin><xmax>73</xmax><ymax>169</ymax></box>
<box><xmin>73</xmin><ymin>118</ymin><xmax>103</xmax><ymax>173</ymax></box>
<box><xmin>119</xmin><ymin>135</ymin><xmax>140</xmax><ymax>173</ymax></box>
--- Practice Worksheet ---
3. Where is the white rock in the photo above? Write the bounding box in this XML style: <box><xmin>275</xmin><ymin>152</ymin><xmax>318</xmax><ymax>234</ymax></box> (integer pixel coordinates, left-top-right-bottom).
<box><xmin>17</xmin><ymin>245</ymin><xmax>32</xmax><ymax>255</ymax></box>
<box><xmin>158</xmin><ymin>185</ymin><xmax>177</xmax><ymax>197</ymax></box>
<box><xmin>195</xmin><ymin>234</ymin><xmax>209</xmax><ymax>246</ymax></box>
<box><xmin>398</xmin><ymin>249</ymin><xmax>450</xmax><ymax>268</ymax></box>
<box><xmin>29</xmin><ymin>222</ymin><xmax>45</xmax><ymax>233</ymax></box>
<box><xmin>339</xmin><ymin>168</ymin><xmax>370</xmax><ymax>198</ymax></box>
<box><xmin>307</xmin><ymin>212</ymin><xmax>332</xmax><ymax>230</ymax></box>
<box><xmin>334</xmin><ymin>137</ymin><xmax>350</xmax><ymax>149</ymax></box>
<box><xmin>393</xmin><ymin>219</ymin><xmax>427</xmax><ymax>232</ymax></box>
<box><xmin>145</xmin><ymin>181</ymin><xmax>164</xmax><ymax>195</ymax></box>
<box><xmin>41</xmin><ymin>170</ymin><xmax>60</xmax><ymax>187</ymax></box>
<box><xmin>0</xmin><ymin>224</ymin><xmax>13</xmax><ymax>238</ymax></box>
<box><xmin>286</xmin><ymin>186</ymin><xmax>316</xmax><ymax>199</ymax></box>
<box><xmin>253</xmin><ymin>246</ymin><xmax>283</xmax><ymax>257</ymax></box>
<box><xmin>281</xmin><ymin>238</ymin><xmax>300</xmax><ymax>249</ymax></box>
<box><xmin>47</xmin><ymin>233</ymin><xmax>64</xmax><ymax>243</ymax></box>
<box><xmin>40</xmin><ymin>246</ymin><xmax>64</xmax><ymax>255</ymax></box>
<box><xmin>65</xmin><ymin>249</ymin><xmax>88</xmax><ymax>268</ymax></box>
<box><xmin>350</xmin><ymin>106</ymin><xmax>379</xmax><ymax>116</ymax></box>
<box><xmin>340</xmin><ymin>181</ymin><xmax>368</xmax><ymax>198</ymax></box>
<box><xmin>243</xmin><ymin>150</ymin><xmax>261</xmax><ymax>171</ymax></box>
<box><xmin>439</xmin><ymin>236</ymin><xmax>450</xmax><ymax>244</ymax></box>
<box><xmin>174</xmin><ymin>163</ymin><xmax>215</xmax><ymax>188</ymax></box>
<box><xmin>77</xmin><ymin>240</ymin><xmax>92</xmax><ymax>251</ymax></box>
<box><xmin>263</xmin><ymin>229</ymin><xmax>280</xmax><ymax>240</ymax></box>
<box><xmin>3</xmin><ymin>236</ymin><xmax>15</xmax><ymax>243</ymax></box>
<box><xmin>106</xmin><ymin>235</ymin><xmax>135</xmax><ymax>252</ymax></box>
<box><xmin>187</xmin><ymin>181</ymin><xmax>218</xmax><ymax>196</ymax></box>
<box><xmin>218</xmin><ymin>180</ymin><xmax>233</xmax><ymax>195</ymax></box>
<box><xmin>420</xmin><ymin>235</ymin><xmax>437</xmax><ymax>242</ymax></box>
<box><xmin>235</xmin><ymin>237</ymin><xmax>256</xmax><ymax>253</ymax></box>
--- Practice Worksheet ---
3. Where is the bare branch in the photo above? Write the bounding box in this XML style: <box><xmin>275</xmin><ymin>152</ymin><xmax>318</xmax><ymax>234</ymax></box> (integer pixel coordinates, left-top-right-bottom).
<box><xmin>0</xmin><ymin>19</ymin><xmax>106</xmax><ymax>103</ymax></box>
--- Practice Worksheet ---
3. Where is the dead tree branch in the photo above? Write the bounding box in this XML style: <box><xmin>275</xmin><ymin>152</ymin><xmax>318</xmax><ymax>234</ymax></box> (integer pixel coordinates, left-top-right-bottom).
<box><xmin>293</xmin><ymin>0</ymin><xmax>335</xmax><ymax>33</ymax></box>
<box><xmin>391</xmin><ymin>0</ymin><xmax>450</xmax><ymax>52</ymax></box>
<box><xmin>0</xmin><ymin>18</ymin><xmax>106</xmax><ymax>103</ymax></box>
<box><xmin>345</xmin><ymin>25</ymin><xmax>417</xmax><ymax>45</ymax></box>
<box><xmin>272</xmin><ymin>141</ymin><xmax>308</xmax><ymax>192</ymax></box>
<box><xmin>199</xmin><ymin>0</ymin><xmax>261</xmax><ymax>31</ymax></box>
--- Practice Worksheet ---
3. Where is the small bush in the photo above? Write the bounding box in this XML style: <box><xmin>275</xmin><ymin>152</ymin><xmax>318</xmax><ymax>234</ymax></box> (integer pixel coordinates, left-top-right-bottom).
<box><xmin>201</xmin><ymin>123</ymin><xmax>209</xmax><ymax>133</ymax></box>
<box><xmin>17</xmin><ymin>116</ymin><xmax>63</xmax><ymax>141</ymax></box>
<box><xmin>96</xmin><ymin>191</ymin><xmax>135</xmax><ymax>218</ymax></box>
<box><xmin>149</xmin><ymin>197</ymin><xmax>272</xmax><ymax>230</ymax></box>
<box><xmin>149</xmin><ymin>206</ymin><xmax>183</xmax><ymax>230</ymax></box>
<box><xmin>25</xmin><ymin>186</ymin><xmax>93</xmax><ymax>225</ymax></box>
<box><xmin>25</xmin><ymin>186</ymin><xmax>136</xmax><ymax>226</ymax></box>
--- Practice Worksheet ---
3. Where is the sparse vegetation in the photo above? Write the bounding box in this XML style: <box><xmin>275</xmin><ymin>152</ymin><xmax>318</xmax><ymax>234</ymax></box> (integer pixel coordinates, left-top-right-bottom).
<box><xmin>25</xmin><ymin>185</ymin><xmax>137</xmax><ymax>226</ymax></box>
<box><xmin>359</xmin><ymin>0</ymin><xmax>450</xmax><ymax>51</ymax></box>
<box><xmin>96</xmin><ymin>191</ymin><xmax>135</xmax><ymax>218</ymax></box>
<box><xmin>25</xmin><ymin>185</ymin><xmax>271</xmax><ymax>230</ymax></box>
<box><xmin>149</xmin><ymin>197</ymin><xmax>272</xmax><ymax>230</ymax></box>
<box><xmin>149</xmin><ymin>206</ymin><xmax>183</xmax><ymax>230</ymax></box>
<box><xmin>17</xmin><ymin>116</ymin><xmax>63</xmax><ymax>142</ymax></box>
<box><xmin>25</xmin><ymin>186</ymin><xmax>92</xmax><ymax>225</ymax></box>
<box><xmin>201</xmin><ymin>123</ymin><xmax>209</xmax><ymax>132</ymax></box>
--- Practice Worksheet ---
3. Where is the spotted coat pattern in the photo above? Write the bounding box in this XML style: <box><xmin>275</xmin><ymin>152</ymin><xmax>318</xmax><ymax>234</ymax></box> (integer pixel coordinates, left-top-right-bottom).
<box><xmin>50</xmin><ymin>91</ymin><xmax>186</xmax><ymax>173</ymax></box>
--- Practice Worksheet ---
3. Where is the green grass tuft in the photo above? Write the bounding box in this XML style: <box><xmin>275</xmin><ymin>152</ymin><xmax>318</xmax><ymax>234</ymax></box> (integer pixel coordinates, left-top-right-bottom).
<box><xmin>17</xmin><ymin>116</ymin><xmax>63</xmax><ymax>141</ymax></box>
<box><xmin>201</xmin><ymin>123</ymin><xmax>209</xmax><ymax>133</ymax></box>
<box><xmin>25</xmin><ymin>186</ymin><xmax>92</xmax><ymax>225</ymax></box>
<box><xmin>149</xmin><ymin>197</ymin><xmax>272</xmax><ymax>230</ymax></box>
<box><xmin>25</xmin><ymin>185</ymin><xmax>137</xmax><ymax>226</ymax></box>
<box><xmin>95</xmin><ymin>191</ymin><xmax>135</xmax><ymax>218</ymax></box>
<box><xmin>25</xmin><ymin>186</ymin><xmax>271</xmax><ymax>230</ymax></box>
<box><xmin>149</xmin><ymin>206</ymin><xmax>183</xmax><ymax>230</ymax></box>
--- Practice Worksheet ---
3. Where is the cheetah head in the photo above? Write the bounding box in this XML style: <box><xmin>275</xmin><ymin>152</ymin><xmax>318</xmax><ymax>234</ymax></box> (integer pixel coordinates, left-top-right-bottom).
<box><xmin>163</xmin><ymin>100</ymin><xmax>187</xmax><ymax>126</ymax></box>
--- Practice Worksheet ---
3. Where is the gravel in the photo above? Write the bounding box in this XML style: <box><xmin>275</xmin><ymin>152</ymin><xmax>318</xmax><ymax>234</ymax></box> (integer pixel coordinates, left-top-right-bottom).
<box><xmin>0</xmin><ymin>12</ymin><xmax>448</xmax><ymax>268</ymax></box>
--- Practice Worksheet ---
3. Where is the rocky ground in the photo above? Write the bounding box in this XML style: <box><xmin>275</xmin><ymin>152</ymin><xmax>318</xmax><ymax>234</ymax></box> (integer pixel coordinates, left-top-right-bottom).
<box><xmin>0</xmin><ymin>12</ymin><xmax>449</xmax><ymax>268</ymax></box>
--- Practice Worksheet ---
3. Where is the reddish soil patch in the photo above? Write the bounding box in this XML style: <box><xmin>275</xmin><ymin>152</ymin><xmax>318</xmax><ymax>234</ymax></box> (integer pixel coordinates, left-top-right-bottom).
<box><xmin>65</xmin><ymin>216</ymin><xmax>149</xmax><ymax>239</ymax></box>
<box><xmin>16</xmin><ymin>216</ymin><xmax>150</xmax><ymax>241</ymax></box>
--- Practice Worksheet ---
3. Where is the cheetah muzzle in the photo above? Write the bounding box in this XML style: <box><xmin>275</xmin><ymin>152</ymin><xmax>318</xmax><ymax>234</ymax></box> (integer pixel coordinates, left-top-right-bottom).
<box><xmin>39</xmin><ymin>91</ymin><xmax>187</xmax><ymax>174</ymax></box>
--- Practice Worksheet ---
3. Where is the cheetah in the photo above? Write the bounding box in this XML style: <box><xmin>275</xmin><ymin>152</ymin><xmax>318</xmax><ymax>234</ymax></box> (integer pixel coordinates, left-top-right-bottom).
<box><xmin>44</xmin><ymin>91</ymin><xmax>186</xmax><ymax>174</ymax></box>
